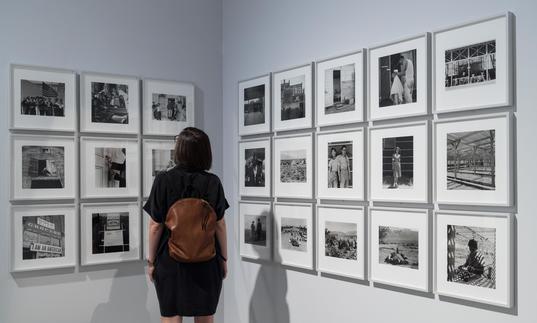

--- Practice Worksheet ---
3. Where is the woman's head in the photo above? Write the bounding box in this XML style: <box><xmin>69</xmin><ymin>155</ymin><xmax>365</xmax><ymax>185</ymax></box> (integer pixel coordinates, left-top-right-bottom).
<box><xmin>174</xmin><ymin>127</ymin><xmax>212</xmax><ymax>171</ymax></box>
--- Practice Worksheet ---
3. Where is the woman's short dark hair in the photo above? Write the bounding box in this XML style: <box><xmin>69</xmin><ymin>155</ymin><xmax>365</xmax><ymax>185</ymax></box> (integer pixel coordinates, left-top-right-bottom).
<box><xmin>174</xmin><ymin>127</ymin><xmax>212</xmax><ymax>171</ymax></box>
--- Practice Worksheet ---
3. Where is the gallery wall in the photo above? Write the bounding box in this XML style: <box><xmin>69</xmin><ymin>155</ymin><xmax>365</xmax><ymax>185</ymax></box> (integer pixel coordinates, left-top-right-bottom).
<box><xmin>222</xmin><ymin>0</ymin><xmax>537</xmax><ymax>322</ymax></box>
<box><xmin>0</xmin><ymin>1</ymin><xmax>223</xmax><ymax>323</ymax></box>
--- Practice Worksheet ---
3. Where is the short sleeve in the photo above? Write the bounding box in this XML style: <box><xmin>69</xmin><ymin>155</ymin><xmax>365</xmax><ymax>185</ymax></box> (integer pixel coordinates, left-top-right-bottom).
<box><xmin>143</xmin><ymin>172</ymin><xmax>169</xmax><ymax>223</ymax></box>
<box><xmin>210</xmin><ymin>176</ymin><xmax>229</xmax><ymax>221</ymax></box>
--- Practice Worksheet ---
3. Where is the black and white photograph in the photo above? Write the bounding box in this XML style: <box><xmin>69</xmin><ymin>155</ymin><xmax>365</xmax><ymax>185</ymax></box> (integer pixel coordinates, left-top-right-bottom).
<box><xmin>244</xmin><ymin>148</ymin><xmax>265</xmax><ymax>187</ymax></box>
<box><xmin>327</xmin><ymin>141</ymin><xmax>353</xmax><ymax>188</ymax></box>
<box><xmin>22</xmin><ymin>215</ymin><xmax>65</xmax><ymax>260</ymax></box>
<box><xmin>22</xmin><ymin>145</ymin><xmax>65</xmax><ymax>189</ymax></box>
<box><xmin>152</xmin><ymin>149</ymin><xmax>175</xmax><ymax>176</ymax></box>
<box><xmin>280</xmin><ymin>149</ymin><xmax>307</xmax><ymax>183</ymax></box>
<box><xmin>20</xmin><ymin>80</ymin><xmax>65</xmax><ymax>117</ymax></box>
<box><xmin>95</xmin><ymin>147</ymin><xmax>127</xmax><ymax>188</ymax></box>
<box><xmin>243</xmin><ymin>214</ymin><xmax>267</xmax><ymax>247</ymax></box>
<box><xmin>91</xmin><ymin>82</ymin><xmax>129</xmax><ymax>124</ymax></box>
<box><xmin>447</xmin><ymin>225</ymin><xmax>496</xmax><ymax>289</ymax></box>
<box><xmin>324</xmin><ymin>221</ymin><xmax>357</xmax><ymax>260</ymax></box>
<box><xmin>447</xmin><ymin>130</ymin><xmax>495</xmax><ymax>190</ymax></box>
<box><xmin>280</xmin><ymin>217</ymin><xmax>308</xmax><ymax>252</ymax></box>
<box><xmin>378</xmin><ymin>226</ymin><xmax>419</xmax><ymax>270</ymax></box>
<box><xmin>445</xmin><ymin>40</ymin><xmax>496</xmax><ymax>89</ymax></box>
<box><xmin>151</xmin><ymin>93</ymin><xmax>186</xmax><ymax>122</ymax></box>
<box><xmin>382</xmin><ymin>136</ymin><xmax>414</xmax><ymax>189</ymax></box>
<box><xmin>280</xmin><ymin>75</ymin><xmax>305</xmax><ymax>121</ymax></box>
<box><xmin>324</xmin><ymin>64</ymin><xmax>355</xmax><ymax>114</ymax></box>
<box><xmin>244</xmin><ymin>84</ymin><xmax>265</xmax><ymax>126</ymax></box>
<box><xmin>91</xmin><ymin>212</ymin><xmax>130</xmax><ymax>254</ymax></box>
<box><xmin>379</xmin><ymin>49</ymin><xmax>417</xmax><ymax>107</ymax></box>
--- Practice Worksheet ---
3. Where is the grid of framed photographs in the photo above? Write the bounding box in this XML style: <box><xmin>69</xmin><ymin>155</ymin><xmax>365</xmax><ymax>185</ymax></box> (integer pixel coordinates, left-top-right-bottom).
<box><xmin>236</xmin><ymin>12</ymin><xmax>515</xmax><ymax>309</ymax></box>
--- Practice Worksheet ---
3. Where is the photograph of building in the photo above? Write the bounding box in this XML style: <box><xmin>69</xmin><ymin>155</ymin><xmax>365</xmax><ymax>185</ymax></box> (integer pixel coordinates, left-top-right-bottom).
<box><xmin>22</xmin><ymin>215</ymin><xmax>65</xmax><ymax>259</ymax></box>
<box><xmin>324</xmin><ymin>63</ymin><xmax>355</xmax><ymax>114</ymax></box>
<box><xmin>445</xmin><ymin>40</ymin><xmax>496</xmax><ymax>88</ymax></box>
<box><xmin>91</xmin><ymin>212</ymin><xmax>130</xmax><ymax>254</ymax></box>
<box><xmin>243</xmin><ymin>84</ymin><xmax>265</xmax><ymax>126</ymax></box>
<box><xmin>280</xmin><ymin>75</ymin><xmax>305</xmax><ymax>121</ymax></box>
<box><xmin>21</xmin><ymin>145</ymin><xmax>65</xmax><ymax>189</ymax></box>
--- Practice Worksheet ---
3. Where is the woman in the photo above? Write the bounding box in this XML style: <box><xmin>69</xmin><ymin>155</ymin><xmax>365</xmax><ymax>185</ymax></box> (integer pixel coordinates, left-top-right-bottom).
<box><xmin>390</xmin><ymin>69</ymin><xmax>404</xmax><ymax>105</ymax></box>
<box><xmin>391</xmin><ymin>146</ymin><xmax>402</xmax><ymax>188</ymax></box>
<box><xmin>328</xmin><ymin>148</ymin><xmax>339</xmax><ymax>188</ymax></box>
<box><xmin>144</xmin><ymin>127</ymin><xmax>229</xmax><ymax>323</ymax></box>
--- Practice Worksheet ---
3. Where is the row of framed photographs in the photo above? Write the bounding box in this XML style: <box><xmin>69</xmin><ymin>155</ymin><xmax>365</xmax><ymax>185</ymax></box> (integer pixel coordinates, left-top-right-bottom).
<box><xmin>10</xmin><ymin>135</ymin><xmax>175</xmax><ymax>201</ymax></box>
<box><xmin>240</xmin><ymin>112</ymin><xmax>513</xmax><ymax>207</ymax></box>
<box><xmin>239</xmin><ymin>201</ymin><xmax>513</xmax><ymax>308</ymax></box>
<box><xmin>238</xmin><ymin>13</ymin><xmax>513</xmax><ymax>135</ymax></box>
<box><xmin>10</xmin><ymin>65</ymin><xmax>194</xmax><ymax>135</ymax></box>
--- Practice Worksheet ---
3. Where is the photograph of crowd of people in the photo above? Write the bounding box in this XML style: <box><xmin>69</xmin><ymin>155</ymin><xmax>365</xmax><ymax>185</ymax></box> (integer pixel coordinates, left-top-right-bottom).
<box><xmin>91</xmin><ymin>82</ymin><xmax>129</xmax><ymax>124</ymax></box>
<box><xmin>447</xmin><ymin>130</ymin><xmax>495</xmax><ymax>190</ymax></box>
<box><xmin>447</xmin><ymin>225</ymin><xmax>496</xmax><ymax>289</ymax></box>
<box><xmin>244</xmin><ymin>148</ymin><xmax>265</xmax><ymax>187</ymax></box>
<box><xmin>22</xmin><ymin>145</ymin><xmax>65</xmax><ymax>189</ymax></box>
<box><xmin>382</xmin><ymin>136</ymin><xmax>414</xmax><ymax>189</ymax></box>
<box><xmin>445</xmin><ymin>40</ymin><xmax>496</xmax><ymax>88</ymax></box>
<box><xmin>151</xmin><ymin>93</ymin><xmax>186</xmax><ymax>122</ymax></box>
<box><xmin>280</xmin><ymin>149</ymin><xmax>307</xmax><ymax>183</ymax></box>
<box><xmin>280</xmin><ymin>217</ymin><xmax>307</xmax><ymax>252</ymax></box>
<box><xmin>378</xmin><ymin>226</ymin><xmax>419</xmax><ymax>270</ymax></box>
<box><xmin>95</xmin><ymin>148</ymin><xmax>127</xmax><ymax>188</ymax></box>
<box><xmin>20</xmin><ymin>79</ymin><xmax>65</xmax><ymax>117</ymax></box>
<box><xmin>324</xmin><ymin>221</ymin><xmax>357</xmax><ymax>260</ymax></box>
<box><xmin>243</xmin><ymin>84</ymin><xmax>265</xmax><ymax>126</ymax></box>
<box><xmin>152</xmin><ymin>149</ymin><xmax>175</xmax><ymax>177</ymax></box>
<box><xmin>92</xmin><ymin>212</ymin><xmax>130</xmax><ymax>254</ymax></box>
<box><xmin>324</xmin><ymin>63</ymin><xmax>355</xmax><ymax>115</ymax></box>
<box><xmin>378</xmin><ymin>49</ymin><xmax>417</xmax><ymax>107</ymax></box>
<box><xmin>22</xmin><ymin>215</ymin><xmax>65</xmax><ymax>260</ymax></box>
<box><xmin>244</xmin><ymin>214</ymin><xmax>267</xmax><ymax>247</ymax></box>
<box><xmin>280</xmin><ymin>75</ymin><xmax>305</xmax><ymax>121</ymax></box>
<box><xmin>327</xmin><ymin>141</ymin><xmax>353</xmax><ymax>188</ymax></box>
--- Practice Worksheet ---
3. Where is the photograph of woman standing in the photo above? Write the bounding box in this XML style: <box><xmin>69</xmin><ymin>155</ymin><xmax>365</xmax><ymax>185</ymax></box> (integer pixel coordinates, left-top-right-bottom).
<box><xmin>391</xmin><ymin>146</ymin><xmax>402</xmax><ymax>188</ymax></box>
<box><xmin>144</xmin><ymin>127</ymin><xmax>229</xmax><ymax>323</ymax></box>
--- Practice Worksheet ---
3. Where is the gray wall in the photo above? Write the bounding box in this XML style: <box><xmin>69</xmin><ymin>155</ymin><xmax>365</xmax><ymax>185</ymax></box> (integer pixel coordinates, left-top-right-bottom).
<box><xmin>222</xmin><ymin>1</ymin><xmax>537</xmax><ymax>323</ymax></box>
<box><xmin>0</xmin><ymin>0</ymin><xmax>223</xmax><ymax>322</ymax></box>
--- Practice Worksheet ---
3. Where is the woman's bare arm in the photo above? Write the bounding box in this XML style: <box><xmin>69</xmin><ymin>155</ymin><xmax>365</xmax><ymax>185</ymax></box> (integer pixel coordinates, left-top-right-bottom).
<box><xmin>148</xmin><ymin>218</ymin><xmax>164</xmax><ymax>264</ymax></box>
<box><xmin>215</xmin><ymin>218</ymin><xmax>228</xmax><ymax>278</ymax></box>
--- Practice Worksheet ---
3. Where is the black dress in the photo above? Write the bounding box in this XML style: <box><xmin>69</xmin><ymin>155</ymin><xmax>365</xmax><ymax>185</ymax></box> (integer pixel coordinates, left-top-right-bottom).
<box><xmin>143</xmin><ymin>167</ymin><xmax>229</xmax><ymax>317</ymax></box>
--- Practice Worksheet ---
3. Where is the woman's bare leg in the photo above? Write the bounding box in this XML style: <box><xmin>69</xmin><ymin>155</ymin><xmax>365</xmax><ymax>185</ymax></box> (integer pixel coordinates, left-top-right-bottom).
<box><xmin>195</xmin><ymin>315</ymin><xmax>214</xmax><ymax>323</ymax></box>
<box><xmin>162</xmin><ymin>316</ymin><xmax>182</xmax><ymax>323</ymax></box>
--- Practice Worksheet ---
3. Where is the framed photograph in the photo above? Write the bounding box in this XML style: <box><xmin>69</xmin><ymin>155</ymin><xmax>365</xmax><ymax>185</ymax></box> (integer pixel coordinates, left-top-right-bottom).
<box><xmin>273</xmin><ymin>64</ymin><xmax>313</xmax><ymax>132</ymax></box>
<box><xmin>10</xmin><ymin>65</ymin><xmax>76</xmax><ymax>132</ymax></box>
<box><xmin>369</xmin><ymin>33</ymin><xmax>429</xmax><ymax>120</ymax></box>
<box><xmin>369</xmin><ymin>121</ymin><xmax>429</xmax><ymax>203</ymax></box>
<box><xmin>80</xmin><ymin>137</ymin><xmax>140</xmax><ymax>199</ymax></box>
<box><xmin>317</xmin><ymin>129</ymin><xmax>364</xmax><ymax>200</ymax></box>
<box><xmin>239</xmin><ymin>201</ymin><xmax>272</xmax><ymax>260</ymax></box>
<box><xmin>434</xmin><ymin>113</ymin><xmax>512</xmax><ymax>206</ymax></box>
<box><xmin>81</xmin><ymin>202</ymin><xmax>141</xmax><ymax>266</ymax></box>
<box><xmin>11</xmin><ymin>204</ymin><xmax>76</xmax><ymax>272</ymax></box>
<box><xmin>11</xmin><ymin>134</ymin><xmax>76</xmax><ymax>201</ymax></box>
<box><xmin>317</xmin><ymin>205</ymin><xmax>365</xmax><ymax>280</ymax></box>
<box><xmin>239</xmin><ymin>138</ymin><xmax>271</xmax><ymax>197</ymax></box>
<box><xmin>316</xmin><ymin>51</ymin><xmax>364</xmax><ymax>126</ymax></box>
<box><xmin>274</xmin><ymin>202</ymin><xmax>313</xmax><ymax>270</ymax></box>
<box><xmin>273</xmin><ymin>134</ymin><xmax>313</xmax><ymax>199</ymax></box>
<box><xmin>433</xmin><ymin>13</ymin><xmax>513</xmax><ymax>113</ymax></box>
<box><xmin>143</xmin><ymin>139</ymin><xmax>176</xmax><ymax>197</ymax></box>
<box><xmin>238</xmin><ymin>75</ymin><xmax>271</xmax><ymax>135</ymax></box>
<box><xmin>370</xmin><ymin>207</ymin><xmax>429</xmax><ymax>292</ymax></box>
<box><xmin>436</xmin><ymin>211</ymin><xmax>513</xmax><ymax>308</ymax></box>
<box><xmin>80</xmin><ymin>72</ymin><xmax>140</xmax><ymax>134</ymax></box>
<box><xmin>143</xmin><ymin>79</ymin><xmax>195</xmax><ymax>136</ymax></box>
<box><xmin>142</xmin><ymin>200</ymin><xmax>149</xmax><ymax>260</ymax></box>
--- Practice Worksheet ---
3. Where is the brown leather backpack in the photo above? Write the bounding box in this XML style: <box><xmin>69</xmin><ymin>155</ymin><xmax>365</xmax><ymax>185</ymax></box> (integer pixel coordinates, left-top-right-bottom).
<box><xmin>164</xmin><ymin>174</ymin><xmax>217</xmax><ymax>263</ymax></box>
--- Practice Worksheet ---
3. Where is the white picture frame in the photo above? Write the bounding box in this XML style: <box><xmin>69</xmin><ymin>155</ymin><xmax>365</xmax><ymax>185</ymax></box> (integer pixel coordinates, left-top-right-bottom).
<box><xmin>239</xmin><ymin>201</ymin><xmax>272</xmax><ymax>261</ymax></box>
<box><xmin>80</xmin><ymin>72</ymin><xmax>140</xmax><ymax>134</ymax></box>
<box><xmin>143</xmin><ymin>79</ymin><xmax>195</xmax><ymax>136</ymax></box>
<box><xmin>433</xmin><ymin>13</ymin><xmax>513</xmax><ymax>113</ymax></box>
<box><xmin>11</xmin><ymin>134</ymin><xmax>76</xmax><ymax>201</ymax></box>
<box><xmin>316</xmin><ymin>128</ymin><xmax>365</xmax><ymax>200</ymax></box>
<box><xmin>434</xmin><ymin>113</ymin><xmax>512</xmax><ymax>206</ymax></box>
<box><xmin>436</xmin><ymin>211</ymin><xmax>513</xmax><ymax>308</ymax></box>
<box><xmin>11</xmin><ymin>204</ymin><xmax>77</xmax><ymax>272</ymax></box>
<box><xmin>369</xmin><ymin>121</ymin><xmax>429</xmax><ymax>203</ymax></box>
<box><xmin>238</xmin><ymin>75</ymin><xmax>271</xmax><ymax>135</ymax></box>
<box><xmin>317</xmin><ymin>205</ymin><xmax>365</xmax><ymax>280</ymax></box>
<box><xmin>368</xmin><ymin>33</ymin><xmax>429</xmax><ymax>121</ymax></box>
<box><xmin>80</xmin><ymin>137</ymin><xmax>140</xmax><ymax>199</ymax></box>
<box><xmin>10</xmin><ymin>64</ymin><xmax>77</xmax><ymax>132</ymax></box>
<box><xmin>239</xmin><ymin>138</ymin><xmax>271</xmax><ymax>197</ymax></box>
<box><xmin>370</xmin><ymin>207</ymin><xmax>430</xmax><ymax>292</ymax></box>
<box><xmin>274</xmin><ymin>202</ymin><xmax>313</xmax><ymax>270</ymax></box>
<box><xmin>273</xmin><ymin>64</ymin><xmax>313</xmax><ymax>132</ymax></box>
<box><xmin>273</xmin><ymin>134</ymin><xmax>313</xmax><ymax>199</ymax></box>
<box><xmin>316</xmin><ymin>51</ymin><xmax>365</xmax><ymax>126</ymax></box>
<box><xmin>143</xmin><ymin>139</ymin><xmax>176</xmax><ymax>198</ymax></box>
<box><xmin>80</xmin><ymin>202</ymin><xmax>141</xmax><ymax>266</ymax></box>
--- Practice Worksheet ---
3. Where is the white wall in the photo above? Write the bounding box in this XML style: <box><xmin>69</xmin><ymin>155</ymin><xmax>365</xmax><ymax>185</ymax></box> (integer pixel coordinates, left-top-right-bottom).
<box><xmin>0</xmin><ymin>1</ymin><xmax>223</xmax><ymax>322</ymax></box>
<box><xmin>222</xmin><ymin>1</ymin><xmax>537</xmax><ymax>323</ymax></box>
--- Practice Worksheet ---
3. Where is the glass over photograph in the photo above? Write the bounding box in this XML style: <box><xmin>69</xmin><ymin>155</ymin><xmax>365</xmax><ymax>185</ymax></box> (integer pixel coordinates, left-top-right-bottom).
<box><xmin>22</xmin><ymin>215</ymin><xmax>65</xmax><ymax>259</ymax></box>
<box><xmin>281</xmin><ymin>217</ymin><xmax>307</xmax><ymax>252</ymax></box>
<box><xmin>324</xmin><ymin>221</ymin><xmax>357</xmax><ymax>260</ymax></box>
<box><xmin>243</xmin><ymin>214</ymin><xmax>267</xmax><ymax>246</ymax></box>
<box><xmin>92</xmin><ymin>212</ymin><xmax>130</xmax><ymax>254</ymax></box>
<box><xmin>382</xmin><ymin>136</ymin><xmax>414</xmax><ymax>189</ymax></box>
<box><xmin>379</xmin><ymin>49</ymin><xmax>417</xmax><ymax>107</ymax></box>
<box><xmin>327</xmin><ymin>141</ymin><xmax>353</xmax><ymax>188</ymax></box>
<box><xmin>244</xmin><ymin>84</ymin><xmax>265</xmax><ymax>126</ymax></box>
<box><xmin>280</xmin><ymin>75</ymin><xmax>305</xmax><ymax>121</ymax></box>
<box><xmin>151</xmin><ymin>93</ymin><xmax>186</xmax><ymax>122</ymax></box>
<box><xmin>324</xmin><ymin>63</ymin><xmax>355</xmax><ymax>115</ymax></box>
<box><xmin>20</xmin><ymin>79</ymin><xmax>65</xmax><ymax>117</ymax></box>
<box><xmin>379</xmin><ymin>226</ymin><xmax>419</xmax><ymax>269</ymax></box>
<box><xmin>245</xmin><ymin>147</ymin><xmax>265</xmax><ymax>187</ymax></box>
<box><xmin>95</xmin><ymin>148</ymin><xmax>127</xmax><ymax>188</ymax></box>
<box><xmin>445</xmin><ymin>40</ymin><xmax>496</xmax><ymax>88</ymax></box>
<box><xmin>280</xmin><ymin>149</ymin><xmax>307</xmax><ymax>183</ymax></box>
<box><xmin>91</xmin><ymin>82</ymin><xmax>129</xmax><ymax>124</ymax></box>
<box><xmin>22</xmin><ymin>145</ymin><xmax>65</xmax><ymax>189</ymax></box>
